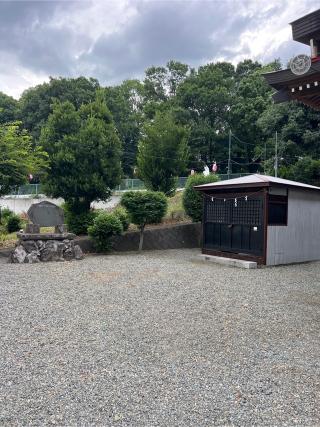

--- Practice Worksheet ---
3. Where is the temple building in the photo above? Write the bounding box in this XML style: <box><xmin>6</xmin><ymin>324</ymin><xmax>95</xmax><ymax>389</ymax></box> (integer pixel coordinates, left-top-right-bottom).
<box><xmin>263</xmin><ymin>9</ymin><xmax>320</xmax><ymax>109</ymax></box>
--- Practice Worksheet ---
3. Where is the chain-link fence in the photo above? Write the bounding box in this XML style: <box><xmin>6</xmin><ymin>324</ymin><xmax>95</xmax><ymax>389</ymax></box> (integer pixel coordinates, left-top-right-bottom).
<box><xmin>8</xmin><ymin>174</ymin><xmax>252</xmax><ymax>196</ymax></box>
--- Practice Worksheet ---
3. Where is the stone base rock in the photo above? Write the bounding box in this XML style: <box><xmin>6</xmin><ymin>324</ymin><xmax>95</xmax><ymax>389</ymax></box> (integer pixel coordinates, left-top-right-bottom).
<box><xmin>10</xmin><ymin>239</ymin><xmax>84</xmax><ymax>264</ymax></box>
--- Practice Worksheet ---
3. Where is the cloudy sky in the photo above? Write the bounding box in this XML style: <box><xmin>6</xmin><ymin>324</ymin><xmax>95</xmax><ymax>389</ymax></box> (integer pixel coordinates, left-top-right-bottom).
<box><xmin>0</xmin><ymin>0</ymin><xmax>319</xmax><ymax>98</ymax></box>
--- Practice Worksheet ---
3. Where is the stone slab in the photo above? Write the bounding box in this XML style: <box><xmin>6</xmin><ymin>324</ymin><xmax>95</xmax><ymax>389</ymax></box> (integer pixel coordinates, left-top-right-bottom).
<box><xmin>195</xmin><ymin>254</ymin><xmax>257</xmax><ymax>269</ymax></box>
<box><xmin>17</xmin><ymin>232</ymin><xmax>75</xmax><ymax>241</ymax></box>
<box><xmin>25</xmin><ymin>223</ymin><xmax>40</xmax><ymax>233</ymax></box>
<box><xmin>27</xmin><ymin>201</ymin><xmax>64</xmax><ymax>227</ymax></box>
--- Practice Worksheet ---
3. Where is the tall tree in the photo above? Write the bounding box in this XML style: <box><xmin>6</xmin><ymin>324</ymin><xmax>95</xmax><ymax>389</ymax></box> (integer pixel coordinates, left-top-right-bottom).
<box><xmin>143</xmin><ymin>61</ymin><xmax>190</xmax><ymax>119</ymax></box>
<box><xmin>137</xmin><ymin>111</ymin><xmax>189</xmax><ymax>195</ymax></box>
<box><xmin>230</xmin><ymin>66</ymin><xmax>274</xmax><ymax>172</ymax></box>
<box><xmin>40</xmin><ymin>93</ymin><xmax>122</xmax><ymax>216</ymax></box>
<box><xmin>104</xmin><ymin>80</ymin><xmax>143</xmax><ymax>177</ymax></box>
<box><xmin>0</xmin><ymin>92</ymin><xmax>19</xmax><ymax>124</ymax></box>
<box><xmin>19</xmin><ymin>76</ymin><xmax>100</xmax><ymax>140</ymax></box>
<box><xmin>176</xmin><ymin>62</ymin><xmax>235</xmax><ymax>169</ymax></box>
<box><xmin>258</xmin><ymin>100</ymin><xmax>320</xmax><ymax>177</ymax></box>
<box><xmin>0</xmin><ymin>122</ymin><xmax>48</xmax><ymax>196</ymax></box>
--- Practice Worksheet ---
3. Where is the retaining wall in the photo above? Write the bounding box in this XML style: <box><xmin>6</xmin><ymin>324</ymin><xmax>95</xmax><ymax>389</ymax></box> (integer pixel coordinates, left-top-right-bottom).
<box><xmin>77</xmin><ymin>222</ymin><xmax>202</xmax><ymax>253</ymax></box>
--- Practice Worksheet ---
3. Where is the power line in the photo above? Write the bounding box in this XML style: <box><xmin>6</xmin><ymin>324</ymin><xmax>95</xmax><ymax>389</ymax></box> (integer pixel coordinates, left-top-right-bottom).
<box><xmin>231</xmin><ymin>132</ymin><xmax>257</xmax><ymax>147</ymax></box>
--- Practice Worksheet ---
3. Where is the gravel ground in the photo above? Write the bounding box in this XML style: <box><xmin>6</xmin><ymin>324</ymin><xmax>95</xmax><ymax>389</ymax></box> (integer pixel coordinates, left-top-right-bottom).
<box><xmin>0</xmin><ymin>249</ymin><xmax>320</xmax><ymax>426</ymax></box>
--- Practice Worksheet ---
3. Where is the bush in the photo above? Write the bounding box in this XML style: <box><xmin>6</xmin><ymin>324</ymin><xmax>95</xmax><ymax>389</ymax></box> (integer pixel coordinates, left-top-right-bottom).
<box><xmin>121</xmin><ymin>191</ymin><xmax>168</xmax><ymax>251</ymax></box>
<box><xmin>63</xmin><ymin>203</ymin><xmax>97</xmax><ymax>235</ymax></box>
<box><xmin>0</xmin><ymin>207</ymin><xmax>14</xmax><ymax>223</ymax></box>
<box><xmin>6</xmin><ymin>214</ymin><xmax>22</xmax><ymax>233</ymax></box>
<box><xmin>182</xmin><ymin>174</ymin><xmax>220</xmax><ymax>222</ymax></box>
<box><xmin>113</xmin><ymin>206</ymin><xmax>130</xmax><ymax>231</ymax></box>
<box><xmin>88</xmin><ymin>212</ymin><xmax>123</xmax><ymax>252</ymax></box>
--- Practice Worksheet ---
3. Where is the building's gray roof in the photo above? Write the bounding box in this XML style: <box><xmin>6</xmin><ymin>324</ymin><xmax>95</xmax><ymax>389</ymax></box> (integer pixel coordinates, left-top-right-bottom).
<box><xmin>195</xmin><ymin>174</ymin><xmax>320</xmax><ymax>191</ymax></box>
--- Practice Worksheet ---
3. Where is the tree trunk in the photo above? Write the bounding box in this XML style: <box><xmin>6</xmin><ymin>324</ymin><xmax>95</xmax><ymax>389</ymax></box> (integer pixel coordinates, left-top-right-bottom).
<box><xmin>138</xmin><ymin>225</ymin><xmax>145</xmax><ymax>251</ymax></box>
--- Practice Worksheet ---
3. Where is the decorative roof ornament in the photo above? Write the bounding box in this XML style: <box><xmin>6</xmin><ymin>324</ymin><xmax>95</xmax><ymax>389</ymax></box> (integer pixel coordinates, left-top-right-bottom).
<box><xmin>290</xmin><ymin>54</ymin><xmax>312</xmax><ymax>75</ymax></box>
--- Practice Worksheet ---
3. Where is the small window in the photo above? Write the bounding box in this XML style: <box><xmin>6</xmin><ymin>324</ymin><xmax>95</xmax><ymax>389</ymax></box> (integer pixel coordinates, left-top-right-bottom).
<box><xmin>268</xmin><ymin>194</ymin><xmax>287</xmax><ymax>225</ymax></box>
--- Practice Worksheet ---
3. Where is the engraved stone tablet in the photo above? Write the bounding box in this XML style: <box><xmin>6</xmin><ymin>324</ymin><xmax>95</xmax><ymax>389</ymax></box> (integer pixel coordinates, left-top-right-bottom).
<box><xmin>27</xmin><ymin>201</ymin><xmax>64</xmax><ymax>227</ymax></box>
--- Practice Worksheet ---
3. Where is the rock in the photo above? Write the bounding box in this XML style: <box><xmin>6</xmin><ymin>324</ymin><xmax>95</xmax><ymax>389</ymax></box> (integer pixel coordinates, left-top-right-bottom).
<box><xmin>25</xmin><ymin>250</ymin><xmax>40</xmax><ymax>263</ymax></box>
<box><xmin>40</xmin><ymin>241</ymin><xmax>64</xmax><ymax>262</ymax></box>
<box><xmin>10</xmin><ymin>234</ymin><xmax>83</xmax><ymax>263</ymax></box>
<box><xmin>74</xmin><ymin>245</ymin><xmax>84</xmax><ymax>260</ymax></box>
<box><xmin>11</xmin><ymin>245</ymin><xmax>27</xmax><ymax>263</ymax></box>
<box><xmin>21</xmin><ymin>240</ymin><xmax>38</xmax><ymax>253</ymax></box>
<box><xmin>36</xmin><ymin>240</ymin><xmax>45</xmax><ymax>250</ymax></box>
<box><xmin>63</xmin><ymin>247</ymin><xmax>75</xmax><ymax>261</ymax></box>
<box><xmin>55</xmin><ymin>224</ymin><xmax>68</xmax><ymax>234</ymax></box>
<box><xmin>25</xmin><ymin>223</ymin><xmax>40</xmax><ymax>233</ymax></box>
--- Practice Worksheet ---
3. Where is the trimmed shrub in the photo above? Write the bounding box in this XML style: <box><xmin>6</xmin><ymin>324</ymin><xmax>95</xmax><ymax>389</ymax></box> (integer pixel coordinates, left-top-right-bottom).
<box><xmin>182</xmin><ymin>174</ymin><xmax>220</xmax><ymax>222</ymax></box>
<box><xmin>63</xmin><ymin>203</ymin><xmax>97</xmax><ymax>235</ymax></box>
<box><xmin>1</xmin><ymin>207</ymin><xmax>14</xmax><ymax>223</ymax></box>
<box><xmin>113</xmin><ymin>206</ymin><xmax>130</xmax><ymax>232</ymax></box>
<box><xmin>6</xmin><ymin>214</ymin><xmax>22</xmax><ymax>233</ymax></box>
<box><xmin>121</xmin><ymin>191</ymin><xmax>168</xmax><ymax>251</ymax></box>
<box><xmin>88</xmin><ymin>212</ymin><xmax>123</xmax><ymax>252</ymax></box>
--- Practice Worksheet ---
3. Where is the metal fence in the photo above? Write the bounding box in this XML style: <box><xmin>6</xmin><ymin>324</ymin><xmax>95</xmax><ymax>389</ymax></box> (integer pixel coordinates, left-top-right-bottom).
<box><xmin>8</xmin><ymin>174</ymin><xmax>252</xmax><ymax>196</ymax></box>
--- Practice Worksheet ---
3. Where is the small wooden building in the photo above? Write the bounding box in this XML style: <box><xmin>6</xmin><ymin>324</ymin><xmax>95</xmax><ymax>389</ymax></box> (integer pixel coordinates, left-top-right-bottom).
<box><xmin>195</xmin><ymin>174</ymin><xmax>320</xmax><ymax>265</ymax></box>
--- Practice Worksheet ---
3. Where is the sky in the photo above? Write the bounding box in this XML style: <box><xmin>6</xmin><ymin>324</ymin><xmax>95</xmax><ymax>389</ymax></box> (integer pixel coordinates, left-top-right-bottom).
<box><xmin>0</xmin><ymin>0</ymin><xmax>319</xmax><ymax>99</ymax></box>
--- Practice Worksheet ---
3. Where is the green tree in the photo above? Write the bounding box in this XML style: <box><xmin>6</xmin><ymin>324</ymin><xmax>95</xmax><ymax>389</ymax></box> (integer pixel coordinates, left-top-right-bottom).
<box><xmin>19</xmin><ymin>76</ymin><xmax>100</xmax><ymax>140</ymax></box>
<box><xmin>142</xmin><ymin>61</ymin><xmax>190</xmax><ymax>119</ymax></box>
<box><xmin>0</xmin><ymin>122</ymin><xmax>48</xmax><ymax>197</ymax></box>
<box><xmin>176</xmin><ymin>62</ymin><xmax>235</xmax><ymax>168</ymax></box>
<box><xmin>0</xmin><ymin>92</ymin><xmax>19</xmax><ymax>124</ymax></box>
<box><xmin>182</xmin><ymin>173</ymin><xmax>219</xmax><ymax>222</ymax></box>
<box><xmin>282</xmin><ymin>156</ymin><xmax>320</xmax><ymax>186</ymax></box>
<box><xmin>230</xmin><ymin>66</ymin><xmax>274</xmax><ymax>172</ymax></box>
<box><xmin>258</xmin><ymin>100</ymin><xmax>320</xmax><ymax>174</ymax></box>
<box><xmin>137</xmin><ymin>111</ymin><xmax>189</xmax><ymax>195</ymax></box>
<box><xmin>121</xmin><ymin>191</ymin><xmax>167</xmax><ymax>251</ymax></box>
<box><xmin>104</xmin><ymin>80</ymin><xmax>143</xmax><ymax>177</ymax></box>
<box><xmin>235</xmin><ymin>59</ymin><xmax>262</xmax><ymax>79</ymax></box>
<box><xmin>40</xmin><ymin>93</ymin><xmax>122</xmax><ymax>232</ymax></box>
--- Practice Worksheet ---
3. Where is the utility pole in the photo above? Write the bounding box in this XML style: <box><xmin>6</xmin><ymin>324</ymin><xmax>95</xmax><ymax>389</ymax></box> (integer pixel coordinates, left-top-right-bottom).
<box><xmin>228</xmin><ymin>129</ymin><xmax>232</xmax><ymax>179</ymax></box>
<box><xmin>264</xmin><ymin>141</ymin><xmax>267</xmax><ymax>174</ymax></box>
<box><xmin>275</xmin><ymin>131</ymin><xmax>278</xmax><ymax>178</ymax></box>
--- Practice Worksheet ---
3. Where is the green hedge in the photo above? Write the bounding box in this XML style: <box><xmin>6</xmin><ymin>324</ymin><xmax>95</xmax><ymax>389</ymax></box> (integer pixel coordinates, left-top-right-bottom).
<box><xmin>182</xmin><ymin>174</ymin><xmax>219</xmax><ymax>222</ymax></box>
<box><xmin>88</xmin><ymin>212</ymin><xmax>123</xmax><ymax>252</ymax></box>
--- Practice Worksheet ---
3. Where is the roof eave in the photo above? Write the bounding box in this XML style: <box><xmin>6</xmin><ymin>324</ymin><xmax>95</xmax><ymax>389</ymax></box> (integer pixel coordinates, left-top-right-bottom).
<box><xmin>194</xmin><ymin>182</ymin><xmax>270</xmax><ymax>192</ymax></box>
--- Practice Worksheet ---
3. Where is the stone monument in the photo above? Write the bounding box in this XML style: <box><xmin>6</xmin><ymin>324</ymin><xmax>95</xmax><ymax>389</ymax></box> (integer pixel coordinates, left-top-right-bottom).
<box><xmin>10</xmin><ymin>201</ymin><xmax>84</xmax><ymax>263</ymax></box>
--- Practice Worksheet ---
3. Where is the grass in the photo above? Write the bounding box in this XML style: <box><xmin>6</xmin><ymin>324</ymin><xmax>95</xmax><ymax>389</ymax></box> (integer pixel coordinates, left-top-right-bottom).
<box><xmin>164</xmin><ymin>190</ymin><xmax>189</xmax><ymax>223</ymax></box>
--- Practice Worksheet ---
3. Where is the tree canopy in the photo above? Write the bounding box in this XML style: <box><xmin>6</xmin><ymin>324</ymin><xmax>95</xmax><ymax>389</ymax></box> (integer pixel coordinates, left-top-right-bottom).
<box><xmin>1</xmin><ymin>56</ymin><xmax>320</xmax><ymax>192</ymax></box>
<box><xmin>137</xmin><ymin>111</ymin><xmax>189</xmax><ymax>195</ymax></box>
<box><xmin>0</xmin><ymin>92</ymin><xmax>19</xmax><ymax>124</ymax></box>
<box><xmin>19</xmin><ymin>76</ymin><xmax>100</xmax><ymax>140</ymax></box>
<box><xmin>40</xmin><ymin>92</ymin><xmax>122</xmax><ymax>212</ymax></box>
<box><xmin>0</xmin><ymin>122</ymin><xmax>48</xmax><ymax>196</ymax></box>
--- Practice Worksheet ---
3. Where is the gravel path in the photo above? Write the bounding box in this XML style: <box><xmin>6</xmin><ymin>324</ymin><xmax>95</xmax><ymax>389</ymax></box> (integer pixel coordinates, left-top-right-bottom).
<box><xmin>1</xmin><ymin>249</ymin><xmax>320</xmax><ymax>426</ymax></box>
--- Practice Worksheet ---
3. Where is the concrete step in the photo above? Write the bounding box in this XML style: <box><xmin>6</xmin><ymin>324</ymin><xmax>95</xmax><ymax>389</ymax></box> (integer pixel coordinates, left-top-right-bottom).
<box><xmin>195</xmin><ymin>253</ymin><xmax>257</xmax><ymax>269</ymax></box>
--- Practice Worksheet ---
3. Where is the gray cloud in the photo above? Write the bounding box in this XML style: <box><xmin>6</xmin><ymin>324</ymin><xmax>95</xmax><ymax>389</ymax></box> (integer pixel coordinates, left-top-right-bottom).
<box><xmin>82</xmin><ymin>1</ymin><xmax>253</xmax><ymax>84</ymax></box>
<box><xmin>0</xmin><ymin>1</ymin><xmax>89</xmax><ymax>76</ymax></box>
<box><xmin>0</xmin><ymin>0</ymin><xmax>319</xmax><ymax>97</ymax></box>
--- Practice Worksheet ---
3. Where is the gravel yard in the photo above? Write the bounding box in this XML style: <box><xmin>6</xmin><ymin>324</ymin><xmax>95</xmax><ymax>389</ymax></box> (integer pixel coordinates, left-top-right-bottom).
<box><xmin>1</xmin><ymin>249</ymin><xmax>320</xmax><ymax>426</ymax></box>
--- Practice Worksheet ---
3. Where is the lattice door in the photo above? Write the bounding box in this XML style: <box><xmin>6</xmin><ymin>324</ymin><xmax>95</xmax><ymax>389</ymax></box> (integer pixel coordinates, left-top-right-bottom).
<box><xmin>204</xmin><ymin>195</ymin><xmax>264</xmax><ymax>256</ymax></box>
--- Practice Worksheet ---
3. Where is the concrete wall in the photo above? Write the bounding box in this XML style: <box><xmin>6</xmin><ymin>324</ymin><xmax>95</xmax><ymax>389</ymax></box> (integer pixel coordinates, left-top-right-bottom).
<box><xmin>0</xmin><ymin>196</ymin><xmax>120</xmax><ymax>215</ymax></box>
<box><xmin>77</xmin><ymin>222</ymin><xmax>202</xmax><ymax>253</ymax></box>
<box><xmin>267</xmin><ymin>189</ymin><xmax>320</xmax><ymax>265</ymax></box>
